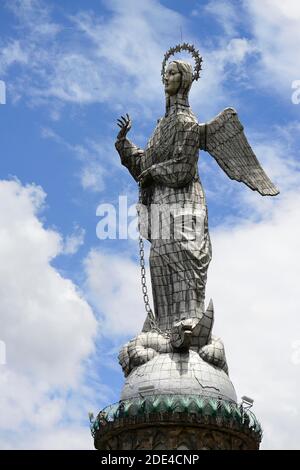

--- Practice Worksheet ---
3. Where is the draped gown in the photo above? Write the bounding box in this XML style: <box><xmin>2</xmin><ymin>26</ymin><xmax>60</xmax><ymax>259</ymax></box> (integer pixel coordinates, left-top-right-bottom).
<box><xmin>116</xmin><ymin>104</ymin><xmax>212</xmax><ymax>332</ymax></box>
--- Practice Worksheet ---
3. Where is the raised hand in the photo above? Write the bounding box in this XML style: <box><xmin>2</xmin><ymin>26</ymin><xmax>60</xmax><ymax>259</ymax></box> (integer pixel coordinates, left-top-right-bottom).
<box><xmin>116</xmin><ymin>113</ymin><xmax>132</xmax><ymax>140</ymax></box>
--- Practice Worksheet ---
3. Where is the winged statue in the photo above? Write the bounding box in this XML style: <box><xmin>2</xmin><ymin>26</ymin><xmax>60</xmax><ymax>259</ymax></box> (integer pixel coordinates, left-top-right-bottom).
<box><xmin>115</xmin><ymin>44</ymin><xmax>279</xmax><ymax>377</ymax></box>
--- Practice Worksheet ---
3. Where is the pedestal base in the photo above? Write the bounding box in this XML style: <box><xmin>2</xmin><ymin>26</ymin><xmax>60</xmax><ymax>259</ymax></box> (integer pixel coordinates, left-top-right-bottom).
<box><xmin>92</xmin><ymin>395</ymin><xmax>262</xmax><ymax>450</ymax></box>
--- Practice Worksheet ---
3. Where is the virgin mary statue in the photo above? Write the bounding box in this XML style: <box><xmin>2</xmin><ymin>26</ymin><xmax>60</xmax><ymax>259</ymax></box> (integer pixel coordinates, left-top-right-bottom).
<box><xmin>115</xmin><ymin>44</ymin><xmax>278</xmax><ymax>372</ymax></box>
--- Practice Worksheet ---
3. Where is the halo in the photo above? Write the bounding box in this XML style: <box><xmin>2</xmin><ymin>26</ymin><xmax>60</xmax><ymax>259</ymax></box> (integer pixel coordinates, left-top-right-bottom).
<box><xmin>161</xmin><ymin>43</ymin><xmax>203</xmax><ymax>83</ymax></box>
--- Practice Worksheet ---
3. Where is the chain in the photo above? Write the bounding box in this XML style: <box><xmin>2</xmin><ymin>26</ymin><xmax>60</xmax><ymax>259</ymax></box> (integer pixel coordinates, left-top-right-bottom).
<box><xmin>139</xmin><ymin>234</ymin><xmax>153</xmax><ymax>315</ymax></box>
<box><xmin>137</xmin><ymin>181</ymin><xmax>154</xmax><ymax>321</ymax></box>
<box><xmin>139</xmin><ymin>234</ymin><xmax>170</xmax><ymax>337</ymax></box>
<box><xmin>139</xmin><ymin>232</ymin><xmax>170</xmax><ymax>338</ymax></box>
<box><xmin>137</xmin><ymin>187</ymin><xmax>170</xmax><ymax>338</ymax></box>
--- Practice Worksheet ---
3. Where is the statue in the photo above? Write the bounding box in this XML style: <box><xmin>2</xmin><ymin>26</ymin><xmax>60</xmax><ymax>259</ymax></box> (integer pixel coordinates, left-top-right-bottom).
<box><xmin>115</xmin><ymin>44</ymin><xmax>279</xmax><ymax>381</ymax></box>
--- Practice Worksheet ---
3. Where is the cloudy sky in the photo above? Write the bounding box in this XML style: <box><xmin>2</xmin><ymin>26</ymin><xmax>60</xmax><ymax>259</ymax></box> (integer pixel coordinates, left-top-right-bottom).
<box><xmin>0</xmin><ymin>0</ymin><xmax>299</xmax><ymax>450</ymax></box>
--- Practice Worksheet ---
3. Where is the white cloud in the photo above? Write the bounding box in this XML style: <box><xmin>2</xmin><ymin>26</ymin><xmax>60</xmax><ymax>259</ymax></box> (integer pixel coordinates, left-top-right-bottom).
<box><xmin>0</xmin><ymin>0</ymin><xmax>184</xmax><ymax>114</ymax></box>
<box><xmin>84</xmin><ymin>249</ymin><xmax>150</xmax><ymax>337</ymax></box>
<box><xmin>41</xmin><ymin>127</ymin><xmax>112</xmax><ymax>193</ymax></box>
<box><xmin>192</xmin><ymin>0</ymin><xmax>300</xmax><ymax>108</ymax></box>
<box><xmin>0</xmin><ymin>40</ymin><xmax>28</xmax><ymax>74</ymax></box>
<box><xmin>188</xmin><ymin>34</ymin><xmax>257</xmax><ymax>119</ymax></box>
<box><xmin>203</xmin><ymin>0</ymin><xmax>240</xmax><ymax>36</ymax></box>
<box><xmin>2</xmin><ymin>0</ymin><xmax>298</xmax><ymax>118</ymax></box>
<box><xmin>80</xmin><ymin>164</ymin><xmax>105</xmax><ymax>193</ymax></box>
<box><xmin>244</xmin><ymin>0</ymin><xmax>300</xmax><ymax>94</ymax></box>
<box><xmin>0</xmin><ymin>180</ymin><xmax>96</xmax><ymax>383</ymax></box>
<box><xmin>6</xmin><ymin>0</ymin><xmax>61</xmax><ymax>38</ymax></box>
<box><xmin>63</xmin><ymin>225</ymin><xmax>85</xmax><ymax>255</ymax></box>
<box><xmin>0</xmin><ymin>0</ymin><xmax>259</xmax><ymax>120</ymax></box>
<box><xmin>0</xmin><ymin>179</ymin><xmax>98</xmax><ymax>448</ymax></box>
<box><xmin>15</xmin><ymin>426</ymin><xmax>94</xmax><ymax>450</ymax></box>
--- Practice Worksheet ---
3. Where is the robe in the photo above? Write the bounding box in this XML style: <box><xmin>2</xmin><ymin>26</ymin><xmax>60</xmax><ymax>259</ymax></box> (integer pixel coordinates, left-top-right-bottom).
<box><xmin>116</xmin><ymin>106</ymin><xmax>212</xmax><ymax>332</ymax></box>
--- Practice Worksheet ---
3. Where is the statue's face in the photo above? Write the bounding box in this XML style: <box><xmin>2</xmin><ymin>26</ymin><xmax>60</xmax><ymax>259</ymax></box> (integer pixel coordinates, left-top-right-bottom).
<box><xmin>164</xmin><ymin>62</ymin><xmax>181</xmax><ymax>96</ymax></box>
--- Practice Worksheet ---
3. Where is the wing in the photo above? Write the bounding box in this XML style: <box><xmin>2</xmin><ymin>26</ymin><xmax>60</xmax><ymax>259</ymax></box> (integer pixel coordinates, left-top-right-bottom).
<box><xmin>202</xmin><ymin>107</ymin><xmax>279</xmax><ymax>196</ymax></box>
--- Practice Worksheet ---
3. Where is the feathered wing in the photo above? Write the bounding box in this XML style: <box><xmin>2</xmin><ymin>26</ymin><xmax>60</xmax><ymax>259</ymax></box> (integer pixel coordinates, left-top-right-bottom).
<box><xmin>201</xmin><ymin>107</ymin><xmax>279</xmax><ymax>196</ymax></box>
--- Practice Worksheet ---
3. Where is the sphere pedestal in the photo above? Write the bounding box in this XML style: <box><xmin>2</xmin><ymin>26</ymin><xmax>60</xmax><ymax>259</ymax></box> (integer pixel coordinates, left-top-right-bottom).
<box><xmin>121</xmin><ymin>351</ymin><xmax>237</xmax><ymax>402</ymax></box>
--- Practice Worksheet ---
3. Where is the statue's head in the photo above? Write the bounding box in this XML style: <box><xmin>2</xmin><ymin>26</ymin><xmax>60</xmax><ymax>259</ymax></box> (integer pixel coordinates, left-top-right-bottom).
<box><xmin>164</xmin><ymin>60</ymin><xmax>193</xmax><ymax>98</ymax></box>
<box><xmin>161</xmin><ymin>44</ymin><xmax>202</xmax><ymax>112</ymax></box>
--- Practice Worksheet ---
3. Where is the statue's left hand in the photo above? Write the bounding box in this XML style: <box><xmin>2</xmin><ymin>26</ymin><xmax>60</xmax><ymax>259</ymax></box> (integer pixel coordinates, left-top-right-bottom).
<box><xmin>116</xmin><ymin>113</ymin><xmax>131</xmax><ymax>140</ymax></box>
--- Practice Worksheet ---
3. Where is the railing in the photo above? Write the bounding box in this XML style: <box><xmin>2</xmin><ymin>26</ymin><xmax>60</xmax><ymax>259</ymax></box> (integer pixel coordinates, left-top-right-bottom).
<box><xmin>90</xmin><ymin>394</ymin><xmax>262</xmax><ymax>438</ymax></box>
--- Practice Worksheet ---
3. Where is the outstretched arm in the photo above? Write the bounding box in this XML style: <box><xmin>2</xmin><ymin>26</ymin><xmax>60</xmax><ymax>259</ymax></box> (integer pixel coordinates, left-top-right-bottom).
<box><xmin>115</xmin><ymin>114</ymin><xmax>143</xmax><ymax>181</ymax></box>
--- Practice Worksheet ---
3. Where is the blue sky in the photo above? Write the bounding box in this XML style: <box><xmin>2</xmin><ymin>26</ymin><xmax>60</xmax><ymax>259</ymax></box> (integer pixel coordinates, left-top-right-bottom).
<box><xmin>0</xmin><ymin>0</ymin><xmax>300</xmax><ymax>449</ymax></box>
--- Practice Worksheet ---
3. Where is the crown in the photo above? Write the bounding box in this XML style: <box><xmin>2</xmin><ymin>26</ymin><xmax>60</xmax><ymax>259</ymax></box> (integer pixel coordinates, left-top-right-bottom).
<box><xmin>161</xmin><ymin>43</ymin><xmax>203</xmax><ymax>83</ymax></box>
